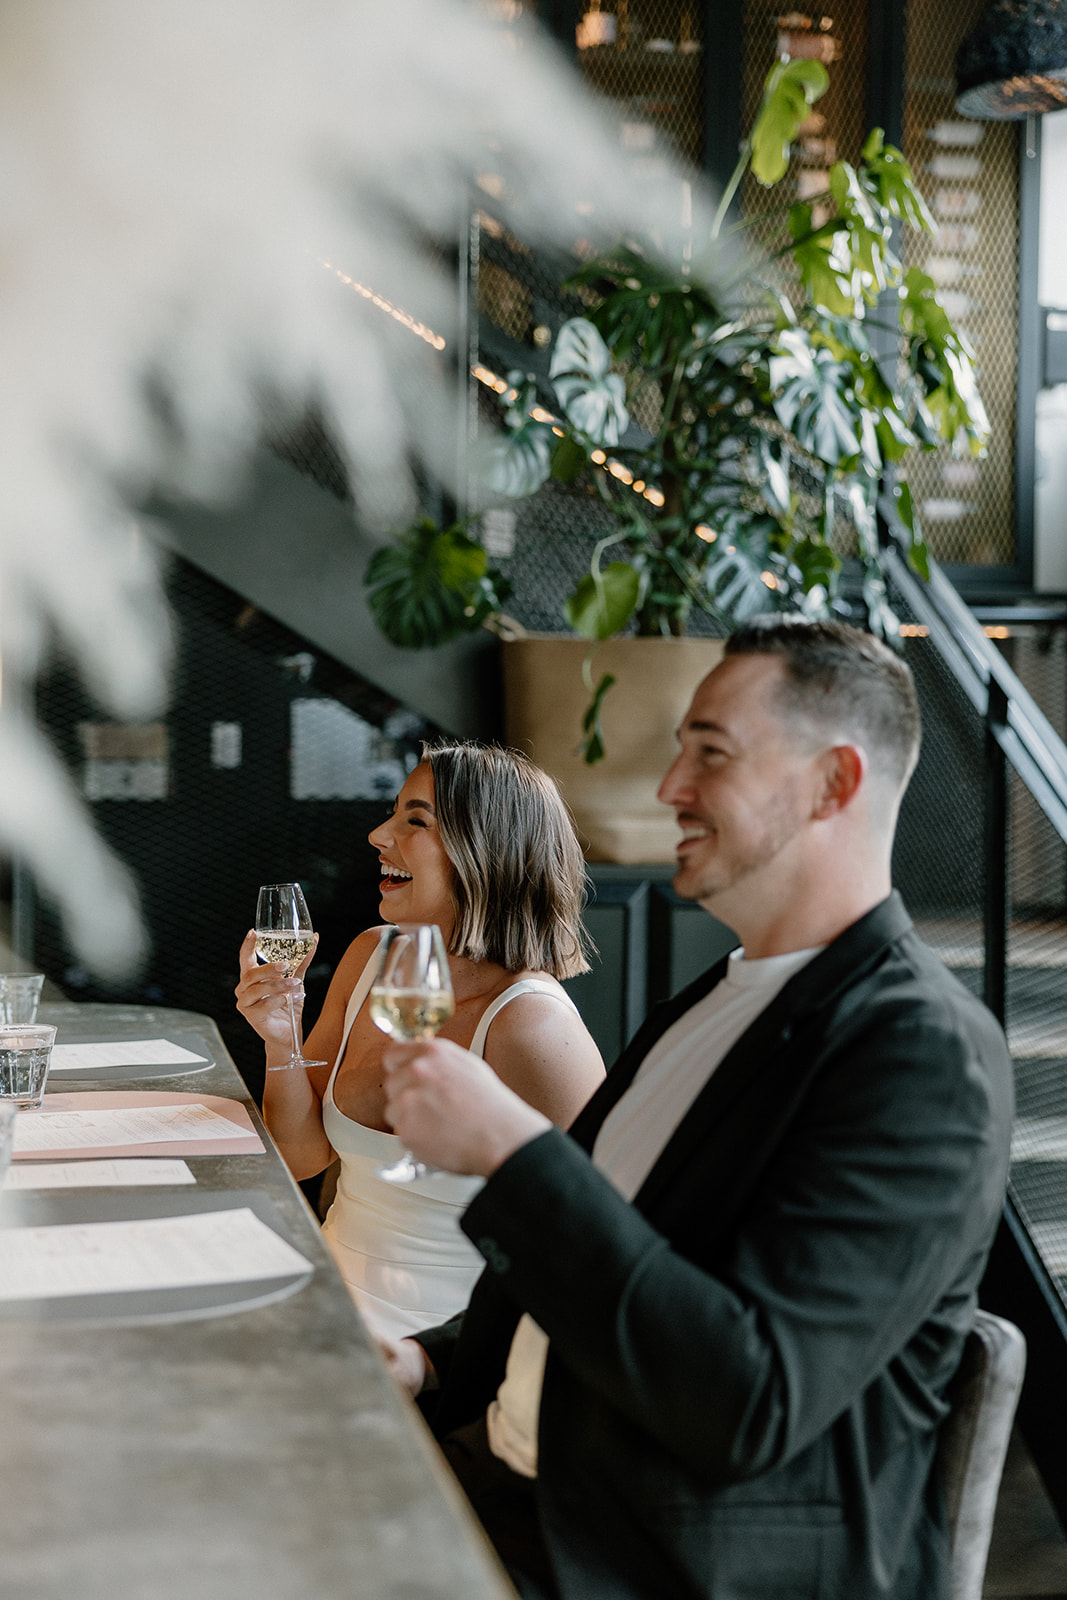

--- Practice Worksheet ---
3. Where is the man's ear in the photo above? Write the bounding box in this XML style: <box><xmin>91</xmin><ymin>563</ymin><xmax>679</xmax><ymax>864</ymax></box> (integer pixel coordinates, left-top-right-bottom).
<box><xmin>812</xmin><ymin>745</ymin><xmax>865</xmax><ymax>819</ymax></box>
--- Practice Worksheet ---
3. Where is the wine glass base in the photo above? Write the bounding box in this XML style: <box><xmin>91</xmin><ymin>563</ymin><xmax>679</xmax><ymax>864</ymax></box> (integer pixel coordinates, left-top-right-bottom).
<box><xmin>375</xmin><ymin>1153</ymin><xmax>441</xmax><ymax>1183</ymax></box>
<box><xmin>267</xmin><ymin>1057</ymin><xmax>328</xmax><ymax>1072</ymax></box>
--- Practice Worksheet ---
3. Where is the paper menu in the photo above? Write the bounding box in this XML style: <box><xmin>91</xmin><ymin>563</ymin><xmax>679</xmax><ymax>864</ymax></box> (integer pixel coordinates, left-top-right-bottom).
<box><xmin>9</xmin><ymin>1091</ymin><xmax>264</xmax><ymax>1160</ymax></box>
<box><xmin>4</xmin><ymin>1159</ymin><xmax>196</xmax><ymax>1190</ymax></box>
<box><xmin>13</xmin><ymin>1104</ymin><xmax>258</xmax><ymax>1154</ymax></box>
<box><xmin>48</xmin><ymin>1039</ymin><xmax>210</xmax><ymax>1072</ymax></box>
<box><xmin>0</xmin><ymin>1207</ymin><xmax>311</xmax><ymax>1301</ymax></box>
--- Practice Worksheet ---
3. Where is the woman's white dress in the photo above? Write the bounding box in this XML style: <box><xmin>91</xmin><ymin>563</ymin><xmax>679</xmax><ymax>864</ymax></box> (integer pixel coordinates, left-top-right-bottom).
<box><xmin>320</xmin><ymin>938</ymin><xmax>577</xmax><ymax>1341</ymax></box>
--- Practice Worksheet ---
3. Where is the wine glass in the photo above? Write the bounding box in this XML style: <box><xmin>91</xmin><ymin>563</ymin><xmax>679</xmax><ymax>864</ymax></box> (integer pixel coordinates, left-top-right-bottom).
<box><xmin>368</xmin><ymin>923</ymin><xmax>454</xmax><ymax>1183</ymax></box>
<box><xmin>255</xmin><ymin>883</ymin><xmax>327</xmax><ymax>1072</ymax></box>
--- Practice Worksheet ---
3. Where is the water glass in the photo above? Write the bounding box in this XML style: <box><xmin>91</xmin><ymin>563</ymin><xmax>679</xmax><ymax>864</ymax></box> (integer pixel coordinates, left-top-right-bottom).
<box><xmin>0</xmin><ymin>975</ymin><xmax>44</xmax><ymax>1025</ymax></box>
<box><xmin>0</xmin><ymin>1023</ymin><xmax>57</xmax><ymax>1109</ymax></box>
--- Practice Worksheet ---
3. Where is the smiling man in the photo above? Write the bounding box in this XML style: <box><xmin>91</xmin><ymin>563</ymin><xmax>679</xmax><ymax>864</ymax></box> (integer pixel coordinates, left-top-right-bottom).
<box><xmin>380</xmin><ymin>616</ymin><xmax>1013</xmax><ymax>1600</ymax></box>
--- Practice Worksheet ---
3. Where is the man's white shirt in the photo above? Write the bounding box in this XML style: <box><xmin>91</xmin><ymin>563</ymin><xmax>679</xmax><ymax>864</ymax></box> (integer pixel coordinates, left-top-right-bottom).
<box><xmin>486</xmin><ymin>942</ymin><xmax>824</xmax><ymax>1479</ymax></box>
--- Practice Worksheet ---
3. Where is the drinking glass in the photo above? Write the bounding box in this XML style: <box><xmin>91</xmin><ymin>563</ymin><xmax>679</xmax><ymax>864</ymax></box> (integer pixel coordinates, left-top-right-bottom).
<box><xmin>368</xmin><ymin>923</ymin><xmax>454</xmax><ymax>1184</ymax></box>
<box><xmin>0</xmin><ymin>975</ymin><xmax>44</xmax><ymax>1024</ymax></box>
<box><xmin>0</xmin><ymin>1023</ymin><xmax>57</xmax><ymax>1109</ymax></box>
<box><xmin>255</xmin><ymin>883</ymin><xmax>327</xmax><ymax>1071</ymax></box>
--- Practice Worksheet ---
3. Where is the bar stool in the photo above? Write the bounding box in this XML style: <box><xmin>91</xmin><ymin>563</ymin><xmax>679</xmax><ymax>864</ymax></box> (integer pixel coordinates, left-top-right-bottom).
<box><xmin>938</xmin><ymin>1308</ymin><xmax>1027</xmax><ymax>1600</ymax></box>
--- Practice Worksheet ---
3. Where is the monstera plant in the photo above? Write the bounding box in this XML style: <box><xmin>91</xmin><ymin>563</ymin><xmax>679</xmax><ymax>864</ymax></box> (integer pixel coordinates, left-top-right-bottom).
<box><xmin>366</xmin><ymin>57</ymin><xmax>989</xmax><ymax>759</ymax></box>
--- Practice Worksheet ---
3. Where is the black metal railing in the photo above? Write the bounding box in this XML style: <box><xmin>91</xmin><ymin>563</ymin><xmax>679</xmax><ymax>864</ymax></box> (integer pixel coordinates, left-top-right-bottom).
<box><xmin>882</xmin><ymin>529</ymin><xmax>1067</xmax><ymax>1521</ymax></box>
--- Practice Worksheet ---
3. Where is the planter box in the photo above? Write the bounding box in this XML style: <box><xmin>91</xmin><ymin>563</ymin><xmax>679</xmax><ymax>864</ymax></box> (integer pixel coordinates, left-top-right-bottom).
<box><xmin>503</xmin><ymin>635</ymin><xmax>726</xmax><ymax>864</ymax></box>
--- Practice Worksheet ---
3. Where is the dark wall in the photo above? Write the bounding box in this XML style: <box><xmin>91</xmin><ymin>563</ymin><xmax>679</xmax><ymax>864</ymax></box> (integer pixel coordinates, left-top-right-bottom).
<box><xmin>33</xmin><ymin>560</ymin><xmax>437</xmax><ymax>1097</ymax></box>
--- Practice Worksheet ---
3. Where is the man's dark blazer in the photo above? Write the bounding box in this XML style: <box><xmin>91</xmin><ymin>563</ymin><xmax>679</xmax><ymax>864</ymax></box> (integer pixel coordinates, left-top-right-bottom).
<box><xmin>417</xmin><ymin>893</ymin><xmax>1014</xmax><ymax>1600</ymax></box>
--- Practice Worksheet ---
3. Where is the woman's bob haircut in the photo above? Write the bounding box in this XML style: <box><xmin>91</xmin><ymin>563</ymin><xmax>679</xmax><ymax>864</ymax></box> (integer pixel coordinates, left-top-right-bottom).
<box><xmin>419</xmin><ymin>741</ymin><xmax>592</xmax><ymax>979</ymax></box>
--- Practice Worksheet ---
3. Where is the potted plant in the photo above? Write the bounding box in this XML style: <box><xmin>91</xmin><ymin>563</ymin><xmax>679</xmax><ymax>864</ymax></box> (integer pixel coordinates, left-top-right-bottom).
<box><xmin>365</xmin><ymin>58</ymin><xmax>988</xmax><ymax>858</ymax></box>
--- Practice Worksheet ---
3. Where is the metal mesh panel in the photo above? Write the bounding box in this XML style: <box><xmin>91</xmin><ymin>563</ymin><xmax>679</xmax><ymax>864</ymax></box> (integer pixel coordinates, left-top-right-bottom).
<box><xmin>1001</xmin><ymin>622</ymin><xmax>1067</xmax><ymax>740</ymax></box>
<box><xmin>1002</xmin><ymin>771</ymin><xmax>1067</xmax><ymax>1279</ymax></box>
<box><xmin>30</xmin><ymin>560</ymin><xmax>439</xmax><ymax>1099</ymax></box>
<box><xmin>986</xmin><ymin>622</ymin><xmax>1067</xmax><ymax>1283</ymax></box>
<box><xmin>902</xmin><ymin>0</ymin><xmax>1019</xmax><ymax>567</ymax></box>
<box><xmin>886</xmin><ymin>568</ymin><xmax>1067</xmax><ymax>1307</ymax></box>
<box><xmin>574</xmin><ymin>1</ymin><xmax>705</xmax><ymax>169</ymax></box>
<box><xmin>892</xmin><ymin>633</ymin><xmax>987</xmax><ymax>993</ymax></box>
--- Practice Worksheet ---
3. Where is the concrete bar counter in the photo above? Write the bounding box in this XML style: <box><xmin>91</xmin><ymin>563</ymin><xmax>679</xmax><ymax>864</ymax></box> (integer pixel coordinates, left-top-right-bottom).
<box><xmin>0</xmin><ymin>1003</ymin><xmax>514</xmax><ymax>1600</ymax></box>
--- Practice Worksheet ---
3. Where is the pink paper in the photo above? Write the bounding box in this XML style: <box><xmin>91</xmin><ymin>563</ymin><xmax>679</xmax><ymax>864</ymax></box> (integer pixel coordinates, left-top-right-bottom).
<box><xmin>12</xmin><ymin>1091</ymin><xmax>265</xmax><ymax>1160</ymax></box>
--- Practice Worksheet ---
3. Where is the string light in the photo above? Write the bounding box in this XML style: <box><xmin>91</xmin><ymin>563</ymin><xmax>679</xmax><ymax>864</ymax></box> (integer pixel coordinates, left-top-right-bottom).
<box><xmin>899</xmin><ymin>624</ymin><xmax>929</xmax><ymax>637</ymax></box>
<box><xmin>320</xmin><ymin>259</ymin><xmax>447</xmax><ymax>350</ymax></box>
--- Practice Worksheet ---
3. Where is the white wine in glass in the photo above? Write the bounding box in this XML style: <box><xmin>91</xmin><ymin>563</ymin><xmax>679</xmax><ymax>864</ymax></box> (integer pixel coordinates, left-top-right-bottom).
<box><xmin>255</xmin><ymin>883</ymin><xmax>327</xmax><ymax>1072</ymax></box>
<box><xmin>369</xmin><ymin>923</ymin><xmax>454</xmax><ymax>1183</ymax></box>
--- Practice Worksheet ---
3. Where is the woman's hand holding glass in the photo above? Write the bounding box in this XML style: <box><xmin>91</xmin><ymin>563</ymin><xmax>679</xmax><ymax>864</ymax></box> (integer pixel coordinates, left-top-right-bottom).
<box><xmin>235</xmin><ymin>884</ymin><xmax>326</xmax><ymax>1072</ymax></box>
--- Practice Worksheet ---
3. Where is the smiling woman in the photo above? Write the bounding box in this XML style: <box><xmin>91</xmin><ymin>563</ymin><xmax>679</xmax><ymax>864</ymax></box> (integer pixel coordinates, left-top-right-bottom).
<box><xmin>234</xmin><ymin>741</ymin><xmax>605</xmax><ymax>1340</ymax></box>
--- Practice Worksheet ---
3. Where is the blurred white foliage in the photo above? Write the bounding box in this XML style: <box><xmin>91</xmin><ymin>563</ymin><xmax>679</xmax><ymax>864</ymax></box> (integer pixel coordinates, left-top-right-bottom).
<box><xmin>0</xmin><ymin>0</ymin><xmax>711</xmax><ymax>977</ymax></box>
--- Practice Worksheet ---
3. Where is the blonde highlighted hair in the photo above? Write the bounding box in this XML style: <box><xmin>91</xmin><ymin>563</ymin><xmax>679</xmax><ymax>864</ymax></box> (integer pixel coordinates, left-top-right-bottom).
<box><xmin>420</xmin><ymin>741</ymin><xmax>592</xmax><ymax>979</ymax></box>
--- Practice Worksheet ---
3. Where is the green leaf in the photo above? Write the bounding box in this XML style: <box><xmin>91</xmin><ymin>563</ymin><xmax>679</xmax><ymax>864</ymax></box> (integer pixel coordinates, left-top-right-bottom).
<box><xmin>829</xmin><ymin>160</ymin><xmax>878</xmax><ymax>232</ymax></box>
<box><xmin>894</xmin><ymin>479</ymin><xmax>915</xmax><ymax>535</ymax></box>
<box><xmin>908</xmin><ymin>537</ymin><xmax>930</xmax><ymax>583</ymax></box>
<box><xmin>550</xmin><ymin>318</ymin><xmax>630</xmax><ymax>445</ymax></box>
<box><xmin>845</xmin><ymin>480</ymin><xmax>878</xmax><ymax>557</ymax></box>
<box><xmin>568</xmin><ymin>247</ymin><xmax>723</xmax><ymax>373</ymax></box>
<box><xmin>792</xmin><ymin>226</ymin><xmax>855</xmax><ymax>316</ymax></box>
<box><xmin>557</xmin><ymin>370</ymin><xmax>629</xmax><ymax>444</ymax></box>
<box><xmin>863</xmin><ymin>136</ymin><xmax>935</xmax><ymax>232</ymax></box>
<box><xmin>564</xmin><ymin>562</ymin><xmax>641</xmax><ymax>640</ymax></box>
<box><xmin>501</xmin><ymin>371</ymin><xmax>540</xmax><ymax>431</ymax></box>
<box><xmin>900</xmin><ymin>267</ymin><xmax>953</xmax><ymax>343</ymax></box>
<box><xmin>365</xmin><ymin>520</ymin><xmax>510</xmax><ymax>649</ymax></box>
<box><xmin>891</xmin><ymin>481</ymin><xmax>930</xmax><ymax>580</ymax></box>
<box><xmin>875</xmin><ymin>407</ymin><xmax>917</xmax><ymax>462</ymax></box>
<box><xmin>550</xmin><ymin>434</ymin><xmax>587</xmax><ymax>483</ymax></box>
<box><xmin>551</xmin><ymin>318</ymin><xmax>613</xmax><ymax>381</ymax></box>
<box><xmin>769</xmin><ymin>330</ymin><xmax>862</xmax><ymax>466</ymax></box>
<box><xmin>792</xmin><ymin>538</ymin><xmax>842</xmax><ymax>592</ymax></box>
<box><xmin>899</xmin><ymin>269</ymin><xmax>990</xmax><ymax>453</ymax></box>
<box><xmin>482</xmin><ymin>422</ymin><xmax>554</xmax><ymax>497</ymax></box>
<box><xmin>750</xmin><ymin>58</ymin><xmax>830</xmax><ymax>186</ymax></box>
<box><xmin>861</xmin><ymin>127</ymin><xmax>885</xmax><ymax>163</ymax></box>
<box><xmin>579</xmin><ymin>672</ymin><xmax>617</xmax><ymax>765</ymax></box>
<box><xmin>861</xmin><ymin>568</ymin><xmax>902</xmax><ymax>642</ymax></box>
<box><xmin>703</xmin><ymin>542</ymin><xmax>776</xmax><ymax>620</ymax></box>
<box><xmin>758</xmin><ymin>439</ymin><xmax>791</xmax><ymax>515</ymax></box>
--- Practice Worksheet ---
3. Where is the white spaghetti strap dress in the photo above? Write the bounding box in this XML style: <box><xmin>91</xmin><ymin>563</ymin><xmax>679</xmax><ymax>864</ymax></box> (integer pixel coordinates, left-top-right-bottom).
<box><xmin>320</xmin><ymin>936</ymin><xmax>578</xmax><ymax>1341</ymax></box>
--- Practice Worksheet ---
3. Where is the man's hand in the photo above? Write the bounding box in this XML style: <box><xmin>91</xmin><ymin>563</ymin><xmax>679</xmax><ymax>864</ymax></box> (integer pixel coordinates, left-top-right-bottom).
<box><xmin>378</xmin><ymin>1336</ymin><xmax>437</xmax><ymax>1396</ymax></box>
<box><xmin>382</xmin><ymin>1036</ymin><xmax>551</xmax><ymax>1177</ymax></box>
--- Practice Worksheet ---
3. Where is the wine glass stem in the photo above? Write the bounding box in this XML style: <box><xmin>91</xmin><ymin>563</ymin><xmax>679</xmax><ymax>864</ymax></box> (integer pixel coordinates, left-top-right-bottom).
<box><xmin>285</xmin><ymin>989</ymin><xmax>302</xmax><ymax>1062</ymax></box>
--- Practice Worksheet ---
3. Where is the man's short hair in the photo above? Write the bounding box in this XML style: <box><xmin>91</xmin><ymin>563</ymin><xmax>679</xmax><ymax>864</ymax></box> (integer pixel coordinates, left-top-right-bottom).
<box><xmin>725</xmin><ymin>615</ymin><xmax>922</xmax><ymax>793</ymax></box>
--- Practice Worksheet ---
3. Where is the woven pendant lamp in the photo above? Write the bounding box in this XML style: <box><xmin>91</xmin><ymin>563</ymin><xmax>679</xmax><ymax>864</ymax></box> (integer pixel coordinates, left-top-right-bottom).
<box><xmin>956</xmin><ymin>0</ymin><xmax>1067</xmax><ymax>117</ymax></box>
